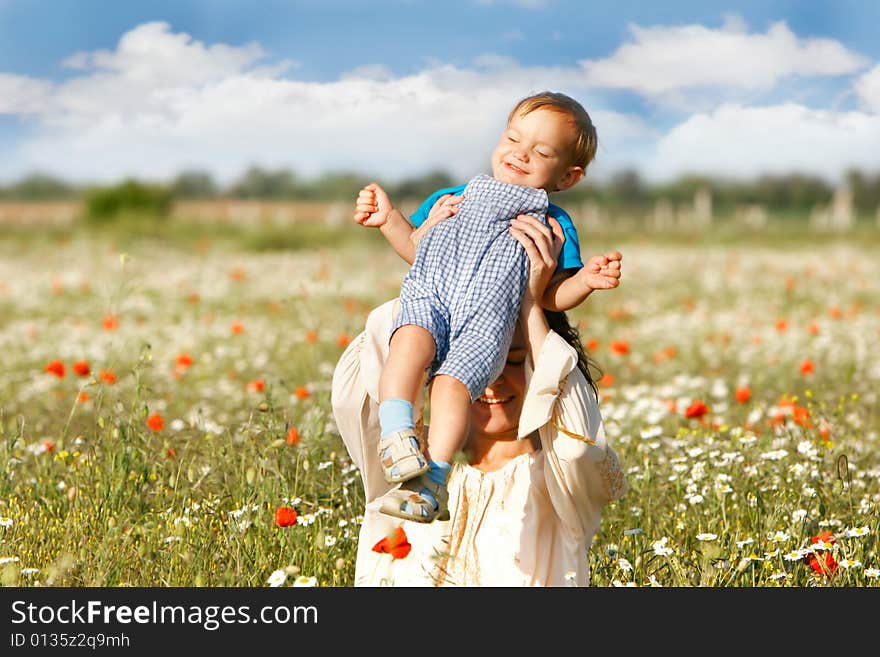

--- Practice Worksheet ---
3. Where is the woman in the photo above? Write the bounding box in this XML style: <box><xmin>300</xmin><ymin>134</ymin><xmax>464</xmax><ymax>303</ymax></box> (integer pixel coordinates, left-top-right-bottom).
<box><xmin>331</xmin><ymin>211</ymin><xmax>627</xmax><ymax>586</ymax></box>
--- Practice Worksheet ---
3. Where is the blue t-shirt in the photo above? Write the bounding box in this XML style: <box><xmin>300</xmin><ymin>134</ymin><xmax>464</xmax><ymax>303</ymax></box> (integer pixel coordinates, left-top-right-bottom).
<box><xmin>410</xmin><ymin>183</ymin><xmax>583</xmax><ymax>271</ymax></box>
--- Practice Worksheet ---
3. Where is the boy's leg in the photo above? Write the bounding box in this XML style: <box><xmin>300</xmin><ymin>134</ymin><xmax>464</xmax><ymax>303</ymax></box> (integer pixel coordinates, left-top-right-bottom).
<box><xmin>379</xmin><ymin>325</ymin><xmax>435</xmax><ymax>404</ymax></box>
<box><xmin>423</xmin><ymin>374</ymin><xmax>471</xmax><ymax>464</ymax></box>
<box><xmin>376</xmin><ymin>325</ymin><xmax>435</xmax><ymax>484</ymax></box>
<box><xmin>378</xmin><ymin>374</ymin><xmax>468</xmax><ymax>523</ymax></box>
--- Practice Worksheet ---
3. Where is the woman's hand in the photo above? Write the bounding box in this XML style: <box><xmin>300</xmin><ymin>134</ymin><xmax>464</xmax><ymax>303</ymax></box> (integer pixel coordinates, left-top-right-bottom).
<box><xmin>509</xmin><ymin>214</ymin><xmax>565</xmax><ymax>307</ymax></box>
<box><xmin>410</xmin><ymin>193</ymin><xmax>462</xmax><ymax>250</ymax></box>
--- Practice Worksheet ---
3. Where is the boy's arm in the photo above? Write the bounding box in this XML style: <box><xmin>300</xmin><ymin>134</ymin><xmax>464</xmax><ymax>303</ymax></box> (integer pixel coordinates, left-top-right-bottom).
<box><xmin>380</xmin><ymin>208</ymin><xmax>418</xmax><ymax>264</ymax></box>
<box><xmin>354</xmin><ymin>183</ymin><xmax>417</xmax><ymax>264</ymax></box>
<box><xmin>354</xmin><ymin>183</ymin><xmax>461</xmax><ymax>266</ymax></box>
<box><xmin>540</xmin><ymin>252</ymin><xmax>623</xmax><ymax>312</ymax></box>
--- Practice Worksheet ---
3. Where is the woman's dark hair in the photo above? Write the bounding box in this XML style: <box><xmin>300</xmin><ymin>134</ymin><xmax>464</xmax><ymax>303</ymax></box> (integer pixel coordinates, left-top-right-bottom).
<box><xmin>544</xmin><ymin>309</ymin><xmax>602</xmax><ymax>398</ymax></box>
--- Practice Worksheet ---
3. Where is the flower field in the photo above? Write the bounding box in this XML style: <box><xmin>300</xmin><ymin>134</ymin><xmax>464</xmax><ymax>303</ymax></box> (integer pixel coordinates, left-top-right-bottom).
<box><xmin>1</xmin><ymin>224</ymin><xmax>878</xmax><ymax>587</ymax></box>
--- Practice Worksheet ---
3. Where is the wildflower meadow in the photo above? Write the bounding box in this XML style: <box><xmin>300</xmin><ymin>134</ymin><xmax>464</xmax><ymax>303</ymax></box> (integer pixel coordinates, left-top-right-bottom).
<box><xmin>1</xmin><ymin>220</ymin><xmax>878</xmax><ymax>587</ymax></box>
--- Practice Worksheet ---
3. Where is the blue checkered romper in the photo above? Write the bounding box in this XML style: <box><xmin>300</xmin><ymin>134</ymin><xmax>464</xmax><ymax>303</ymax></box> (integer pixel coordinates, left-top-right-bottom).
<box><xmin>390</xmin><ymin>174</ymin><xmax>549</xmax><ymax>402</ymax></box>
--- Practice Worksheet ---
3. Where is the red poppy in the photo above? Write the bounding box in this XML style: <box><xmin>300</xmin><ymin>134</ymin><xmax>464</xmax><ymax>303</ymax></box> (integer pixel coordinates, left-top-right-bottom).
<box><xmin>597</xmin><ymin>373</ymin><xmax>614</xmax><ymax>387</ymax></box>
<box><xmin>43</xmin><ymin>439</ymin><xmax>55</xmax><ymax>454</ymax></box>
<box><xmin>586</xmin><ymin>338</ymin><xmax>600</xmax><ymax>352</ymax></box>
<box><xmin>176</xmin><ymin>353</ymin><xmax>194</xmax><ymax>368</ymax></box>
<box><xmin>295</xmin><ymin>386</ymin><xmax>310</xmax><ymax>400</ymax></box>
<box><xmin>286</xmin><ymin>426</ymin><xmax>300</xmax><ymax>446</ymax></box>
<box><xmin>274</xmin><ymin>506</ymin><xmax>298</xmax><ymax>527</ymax></box>
<box><xmin>735</xmin><ymin>387</ymin><xmax>752</xmax><ymax>404</ymax></box>
<box><xmin>305</xmin><ymin>330</ymin><xmax>318</xmax><ymax>344</ymax></box>
<box><xmin>664</xmin><ymin>399</ymin><xmax>677</xmax><ymax>414</ymax></box>
<box><xmin>231</xmin><ymin>321</ymin><xmax>245</xmax><ymax>335</ymax></box>
<box><xmin>653</xmin><ymin>346</ymin><xmax>677</xmax><ymax>363</ymax></box>
<box><xmin>684</xmin><ymin>400</ymin><xmax>709</xmax><ymax>418</ymax></box>
<box><xmin>372</xmin><ymin>527</ymin><xmax>412</xmax><ymax>559</ymax></box>
<box><xmin>804</xmin><ymin>532</ymin><xmax>838</xmax><ymax>576</ymax></box>
<box><xmin>828</xmin><ymin>306</ymin><xmax>842</xmax><ymax>319</ymax></box>
<box><xmin>775</xmin><ymin>319</ymin><xmax>788</xmax><ymax>332</ymax></box>
<box><xmin>792</xmin><ymin>405</ymin><xmax>813</xmax><ymax>428</ymax></box>
<box><xmin>146</xmin><ymin>412</ymin><xmax>164</xmax><ymax>432</ymax></box>
<box><xmin>72</xmin><ymin>360</ymin><xmax>90</xmax><ymax>377</ymax></box>
<box><xmin>102</xmin><ymin>314</ymin><xmax>119</xmax><ymax>331</ymax></box>
<box><xmin>229</xmin><ymin>267</ymin><xmax>246</xmax><ymax>281</ymax></box>
<box><xmin>808</xmin><ymin>322</ymin><xmax>820</xmax><ymax>336</ymax></box>
<box><xmin>609</xmin><ymin>340</ymin><xmax>630</xmax><ymax>355</ymax></box>
<box><xmin>800</xmin><ymin>359</ymin><xmax>815</xmax><ymax>375</ymax></box>
<box><xmin>78</xmin><ymin>392</ymin><xmax>90</xmax><ymax>403</ymax></box>
<box><xmin>247</xmin><ymin>379</ymin><xmax>266</xmax><ymax>393</ymax></box>
<box><xmin>336</xmin><ymin>333</ymin><xmax>351</xmax><ymax>348</ymax></box>
<box><xmin>45</xmin><ymin>360</ymin><xmax>66</xmax><ymax>378</ymax></box>
<box><xmin>99</xmin><ymin>369</ymin><xmax>117</xmax><ymax>384</ymax></box>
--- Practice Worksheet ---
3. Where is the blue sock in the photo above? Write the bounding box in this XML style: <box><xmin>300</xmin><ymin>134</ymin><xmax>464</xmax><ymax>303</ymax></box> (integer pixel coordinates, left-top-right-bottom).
<box><xmin>426</xmin><ymin>460</ymin><xmax>451</xmax><ymax>486</ymax></box>
<box><xmin>378</xmin><ymin>398</ymin><xmax>414</xmax><ymax>437</ymax></box>
<box><xmin>415</xmin><ymin>461</ymin><xmax>451</xmax><ymax>512</ymax></box>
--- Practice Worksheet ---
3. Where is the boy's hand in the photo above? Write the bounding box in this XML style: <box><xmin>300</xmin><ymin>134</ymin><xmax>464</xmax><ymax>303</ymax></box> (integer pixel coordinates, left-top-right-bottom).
<box><xmin>353</xmin><ymin>183</ymin><xmax>394</xmax><ymax>227</ymax></box>
<box><xmin>580</xmin><ymin>251</ymin><xmax>622</xmax><ymax>291</ymax></box>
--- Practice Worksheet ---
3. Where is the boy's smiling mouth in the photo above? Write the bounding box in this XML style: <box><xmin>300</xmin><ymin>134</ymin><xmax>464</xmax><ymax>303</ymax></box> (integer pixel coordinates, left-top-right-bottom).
<box><xmin>503</xmin><ymin>162</ymin><xmax>528</xmax><ymax>175</ymax></box>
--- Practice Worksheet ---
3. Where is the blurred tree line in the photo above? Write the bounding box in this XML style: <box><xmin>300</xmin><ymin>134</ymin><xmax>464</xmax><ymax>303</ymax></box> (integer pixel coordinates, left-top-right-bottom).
<box><xmin>2</xmin><ymin>167</ymin><xmax>880</xmax><ymax>215</ymax></box>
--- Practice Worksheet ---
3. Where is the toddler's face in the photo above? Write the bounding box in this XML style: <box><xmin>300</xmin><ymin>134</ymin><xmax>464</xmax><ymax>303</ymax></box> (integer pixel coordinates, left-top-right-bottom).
<box><xmin>490</xmin><ymin>107</ymin><xmax>582</xmax><ymax>192</ymax></box>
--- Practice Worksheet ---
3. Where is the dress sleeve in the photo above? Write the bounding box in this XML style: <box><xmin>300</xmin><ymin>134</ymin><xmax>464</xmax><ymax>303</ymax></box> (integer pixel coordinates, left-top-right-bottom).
<box><xmin>330</xmin><ymin>298</ymin><xmax>399</xmax><ymax>503</ymax></box>
<box><xmin>518</xmin><ymin>331</ymin><xmax>628</xmax><ymax>537</ymax></box>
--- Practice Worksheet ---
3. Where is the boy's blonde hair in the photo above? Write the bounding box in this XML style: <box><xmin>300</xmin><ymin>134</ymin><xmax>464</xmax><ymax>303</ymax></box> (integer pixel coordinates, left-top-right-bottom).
<box><xmin>508</xmin><ymin>91</ymin><xmax>598</xmax><ymax>171</ymax></box>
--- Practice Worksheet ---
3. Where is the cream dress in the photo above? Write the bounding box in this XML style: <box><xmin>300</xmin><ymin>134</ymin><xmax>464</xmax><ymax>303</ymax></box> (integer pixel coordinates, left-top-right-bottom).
<box><xmin>330</xmin><ymin>298</ymin><xmax>627</xmax><ymax>586</ymax></box>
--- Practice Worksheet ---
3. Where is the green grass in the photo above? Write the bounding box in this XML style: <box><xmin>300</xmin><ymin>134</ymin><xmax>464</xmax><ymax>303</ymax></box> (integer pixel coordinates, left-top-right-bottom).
<box><xmin>1</xmin><ymin>217</ymin><xmax>878</xmax><ymax>586</ymax></box>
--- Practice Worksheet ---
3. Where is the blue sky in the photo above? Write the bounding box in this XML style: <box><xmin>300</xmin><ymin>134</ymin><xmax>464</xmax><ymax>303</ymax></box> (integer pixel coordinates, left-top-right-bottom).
<box><xmin>1</xmin><ymin>0</ymin><xmax>878</xmax><ymax>185</ymax></box>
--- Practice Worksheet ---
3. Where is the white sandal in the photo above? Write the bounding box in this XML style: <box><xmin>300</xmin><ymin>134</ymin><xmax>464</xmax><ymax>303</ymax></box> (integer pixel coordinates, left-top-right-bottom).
<box><xmin>378</xmin><ymin>474</ymin><xmax>450</xmax><ymax>523</ymax></box>
<box><xmin>378</xmin><ymin>428</ymin><xmax>429</xmax><ymax>484</ymax></box>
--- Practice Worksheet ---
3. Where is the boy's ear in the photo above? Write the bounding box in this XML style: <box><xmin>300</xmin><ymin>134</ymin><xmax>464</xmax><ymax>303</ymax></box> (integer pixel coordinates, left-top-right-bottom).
<box><xmin>556</xmin><ymin>166</ymin><xmax>584</xmax><ymax>192</ymax></box>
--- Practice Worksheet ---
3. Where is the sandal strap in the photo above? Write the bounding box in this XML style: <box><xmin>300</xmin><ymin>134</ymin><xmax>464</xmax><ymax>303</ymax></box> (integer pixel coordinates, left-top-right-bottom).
<box><xmin>378</xmin><ymin>428</ymin><xmax>428</xmax><ymax>484</ymax></box>
<box><xmin>378</xmin><ymin>474</ymin><xmax>450</xmax><ymax>523</ymax></box>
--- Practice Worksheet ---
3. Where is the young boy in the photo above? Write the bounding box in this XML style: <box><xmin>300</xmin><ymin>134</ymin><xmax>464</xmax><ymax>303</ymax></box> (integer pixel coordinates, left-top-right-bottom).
<box><xmin>353</xmin><ymin>91</ymin><xmax>620</xmax><ymax>522</ymax></box>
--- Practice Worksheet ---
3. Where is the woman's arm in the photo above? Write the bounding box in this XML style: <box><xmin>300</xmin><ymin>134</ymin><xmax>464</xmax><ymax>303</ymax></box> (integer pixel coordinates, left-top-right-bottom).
<box><xmin>510</xmin><ymin>215</ymin><xmax>627</xmax><ymax>537</ymax></box>
<box><xmin>331</xmin><ymin>298</ymin><xmax>423</xmax><ymax>503</ymax></box>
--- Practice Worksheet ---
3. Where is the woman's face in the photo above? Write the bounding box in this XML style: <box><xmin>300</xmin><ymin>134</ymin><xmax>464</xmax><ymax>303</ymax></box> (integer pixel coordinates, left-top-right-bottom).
<box><xmin>469</xmin><ymin>323</ymin><xmax>528</xmax><ymax>439</ymax></box>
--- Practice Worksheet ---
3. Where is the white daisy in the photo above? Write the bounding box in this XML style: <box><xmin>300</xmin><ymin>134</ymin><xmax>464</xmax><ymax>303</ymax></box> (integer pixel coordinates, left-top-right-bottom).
<box><xmin>696</xmin><ymin>533</ymin><xmax>717</xmax><ymax>541</ymax></box>
<box><xmin>267</xmin><ymin>569</ymin><xmax>287</xmax><ymax>587</ymax></box>
<box><xmin>293</xmin><ymin>575</ymin><xmax>317</xmax><ymax>587</ymax></box>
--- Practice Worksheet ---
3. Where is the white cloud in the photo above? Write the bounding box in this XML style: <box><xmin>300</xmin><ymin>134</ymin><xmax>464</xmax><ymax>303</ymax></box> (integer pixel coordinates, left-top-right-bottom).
<box><xmin>643</xmin><ymin>103</ymin><xmax>880</xmax><ymax>183</ymax></box>
<box><xmin>0</xmin><ymin>73</ymin><xmax>52</xmax><ymax>113</ymax></box>
<box><xmin>0</xmin><ymin>21</ymin><xmax>875</xmax><ymax>186</ymax></box>
<box><xmin>855</xmin><ymin>64</ymin><xmax>880</xmax><ymax>112</ymax></box>
<box><xmin>580</xmin><ymin>18</ymin><xmax>868</xmax><ymax>100</ymax></box>
<box><xmin>0</xmin><ymin>23</ymin><xmax>648</xmax><ymax>184</ymax></box>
